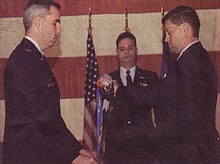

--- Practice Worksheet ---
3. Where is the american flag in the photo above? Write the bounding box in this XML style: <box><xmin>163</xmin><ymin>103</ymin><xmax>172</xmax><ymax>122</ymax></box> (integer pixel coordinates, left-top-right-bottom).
<box><xmin>83</xmin><ymin>33</ymin><xmax>99</xmax><ymax>151</ymax></box>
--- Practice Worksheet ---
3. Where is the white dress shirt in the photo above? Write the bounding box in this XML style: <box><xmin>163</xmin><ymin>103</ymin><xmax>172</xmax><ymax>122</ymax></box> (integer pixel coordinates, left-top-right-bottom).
<box><xmin>120</xmin><ymin>66</ymin><xmax>136</xmax><ymax>86</ymax></box>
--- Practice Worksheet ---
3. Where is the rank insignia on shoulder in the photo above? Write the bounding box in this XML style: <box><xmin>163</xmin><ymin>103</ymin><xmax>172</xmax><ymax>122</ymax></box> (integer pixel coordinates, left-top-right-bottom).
<box><xmin>25</xmin><ymin>47</ymin><xmax>32</xmax><ymax>52</ymax></box>
<box><xmin>48</xmin><ymin>82</ymin><xmax>54</xmax><ymax>87</ymax></box>
<box><xmin>139</xmin><ymin>76</ymin><xmax>146</xmax><ymax>79</ymax></box>
<box><xmin>140</xmin><ymin>82</ymin><xmax>148</xmax><ymax>87</ymax></box>
<box><xmin>47</xmin><ymin>78</ymin><xmax>55</xmax><ymax>87</ymax></box>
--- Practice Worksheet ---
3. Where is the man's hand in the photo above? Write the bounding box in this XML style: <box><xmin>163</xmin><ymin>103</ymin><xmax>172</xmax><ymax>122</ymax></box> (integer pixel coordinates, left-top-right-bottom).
<box><xmin>79</xmin><ymin>149</ymin><xmax>96</xmax><ymax>158</ymax></box>
<box><xmin>112</xmin><ymin>80</ymin><xmax>119</xmax><ymax>96</ymax></box>
<box><xmin>72</xmin><ymin>149</ymin><xmax>97</xmax><ymax>164</ymax></box>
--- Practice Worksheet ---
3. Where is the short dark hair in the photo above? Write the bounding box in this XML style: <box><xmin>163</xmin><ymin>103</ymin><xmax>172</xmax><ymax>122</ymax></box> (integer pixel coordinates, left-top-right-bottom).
<box><xmin>116</xmin><ymin>32</ymin><xmax>137</xmax><ymax>49</ymax></box>
<box><xmin>162</xmin><ymin>6</ymin><xmax>200</xmax><ymax>38</ymax></box>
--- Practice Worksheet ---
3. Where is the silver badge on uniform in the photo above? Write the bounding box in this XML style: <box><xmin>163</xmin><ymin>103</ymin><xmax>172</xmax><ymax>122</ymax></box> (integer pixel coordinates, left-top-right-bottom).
<box><xmin>47</xmin><ymin>79</ymin><xmax>54</xmax><ymax>87</ymax></box>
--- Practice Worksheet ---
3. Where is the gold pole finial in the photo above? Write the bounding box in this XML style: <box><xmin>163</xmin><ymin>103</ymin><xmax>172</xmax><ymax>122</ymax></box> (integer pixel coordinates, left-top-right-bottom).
<box><xmin>87</xmin><ymin>6</ymin><xmax>93</xmax><ymax>36</ymax></box>
<box><xmin>161</xmin><ymin>6</ymin><xmax>165</xmax><ymax>17</ymax></box>
<box><xmin>88</xmin><ymin>7</ymin><xmax>92</xmax><ymax>29</ymax></box>
<box><xmin>125</xmin><ymin>7</ymin><xmax>128</xmax><ymax>28</ymax></box>
<box><xmin>124</xmin><ymin>7</ymin><xmax>130</xmax><ymax>32</ymax></box>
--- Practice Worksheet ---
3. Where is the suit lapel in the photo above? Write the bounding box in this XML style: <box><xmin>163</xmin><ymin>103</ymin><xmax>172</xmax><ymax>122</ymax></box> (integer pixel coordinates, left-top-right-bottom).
<box><xmin>21</xmin><ymin>38</ymin><xmax>46</xmax><ymax>62</ymax></box>
<box><xmin>22</xmin><ymin>38</ymin><xmax>59</xmax><ymax>92</ymax></box>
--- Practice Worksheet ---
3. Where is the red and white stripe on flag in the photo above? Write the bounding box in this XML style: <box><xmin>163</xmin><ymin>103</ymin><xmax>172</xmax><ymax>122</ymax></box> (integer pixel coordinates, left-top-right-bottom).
<box><xmin>83</xmin><ymin>100</ymin><xmax>96</xmax><ymax>150</ymax></box>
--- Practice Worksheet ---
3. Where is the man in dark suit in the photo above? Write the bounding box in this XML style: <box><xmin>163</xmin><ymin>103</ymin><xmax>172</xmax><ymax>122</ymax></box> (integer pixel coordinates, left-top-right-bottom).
<box><xmin>104</xmin><ymin>32</ymin><xmax>159</xmax><ymax>164</ymax></box>
<box><xmin>3</xmin><ymin>1</ymin><xmax>96</xmax><ymax>164</ymax></box>
<box><xmin>114</xmin><ymin>6</ymin><xmax>219</xmax><ymax>164</ymax></box>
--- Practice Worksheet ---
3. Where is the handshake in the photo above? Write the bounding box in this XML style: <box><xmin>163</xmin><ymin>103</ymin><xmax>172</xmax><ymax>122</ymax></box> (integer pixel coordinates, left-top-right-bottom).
<box><xmin>96</xmin><ymin>74</ymin><xmax>118</xmax><ymax>98</ymax></box>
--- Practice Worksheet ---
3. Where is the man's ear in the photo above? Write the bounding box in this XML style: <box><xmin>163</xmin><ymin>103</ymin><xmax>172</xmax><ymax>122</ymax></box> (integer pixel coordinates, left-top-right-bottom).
<box><xmin>32</xmin><ymin>16</ymin><xmax>43</xmax><ymax>29</ymax></box>
<box><xmin>182</xmin><ymin>23</ymin><xmax>191</xmax><ymax>34</ymax></box>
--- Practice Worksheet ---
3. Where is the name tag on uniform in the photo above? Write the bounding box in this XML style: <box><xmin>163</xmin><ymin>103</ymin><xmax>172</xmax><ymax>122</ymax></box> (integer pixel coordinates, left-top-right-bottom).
<box><xmin>140</xmin><ymin>82</ymin><xmax>148</xmax><ymax>87</ymax></box>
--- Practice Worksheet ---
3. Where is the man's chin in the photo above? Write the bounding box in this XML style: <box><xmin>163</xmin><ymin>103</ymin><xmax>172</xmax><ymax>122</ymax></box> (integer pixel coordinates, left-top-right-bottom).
<box><xmin>49</xmin><ymin>42</ymin><xmax>56</xmax><ymax>48</ymax></box>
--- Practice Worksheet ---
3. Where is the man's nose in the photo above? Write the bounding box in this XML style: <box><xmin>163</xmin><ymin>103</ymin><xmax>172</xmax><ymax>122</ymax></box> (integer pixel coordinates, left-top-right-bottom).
<box><xmin>56</xmin><ymin>25</ymin><xmax>61</xmax><ymax>35</ymax></box>
<box><xmin>165</xmin><ymin>33</ymin><xmax>169</xmax><ymax>43</ymax></box>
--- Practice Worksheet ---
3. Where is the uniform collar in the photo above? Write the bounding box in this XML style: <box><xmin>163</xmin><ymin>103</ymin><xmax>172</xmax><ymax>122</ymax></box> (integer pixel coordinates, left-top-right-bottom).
<box><xmin>25</xmin><ymin>36</ymin><xmax>44</xmax><ymax>56</ymax></box>
<box><xmin>120</xmin><ymin>66</ymin><xmax>136</xmax><ymax>77</ymax></box>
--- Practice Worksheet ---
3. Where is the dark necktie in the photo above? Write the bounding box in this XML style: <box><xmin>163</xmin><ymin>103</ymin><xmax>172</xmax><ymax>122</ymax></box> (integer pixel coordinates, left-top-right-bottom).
<box><xmin>126</xmin><ymin>70</ymin><xmax>132</xmax><ymax>86</ymax></box>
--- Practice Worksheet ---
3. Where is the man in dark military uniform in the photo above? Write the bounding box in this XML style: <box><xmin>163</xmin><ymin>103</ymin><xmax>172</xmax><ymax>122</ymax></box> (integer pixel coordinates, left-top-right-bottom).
<box><xmin>3</xmin><ymin>1</ymin><xmax>96</xmax><ymax>164</ymax></box>
<box><xmin>104</xmin><ymin>32</ymin><xmax>159</xmax><ymax>164</ymax></box>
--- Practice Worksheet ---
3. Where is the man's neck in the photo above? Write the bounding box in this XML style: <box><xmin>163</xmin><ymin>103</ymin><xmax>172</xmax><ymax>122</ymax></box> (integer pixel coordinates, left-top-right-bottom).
<box><xmin>120</xmin><ymin>63</ymin><xmax>136</xmax><ymax>70</ymax></box>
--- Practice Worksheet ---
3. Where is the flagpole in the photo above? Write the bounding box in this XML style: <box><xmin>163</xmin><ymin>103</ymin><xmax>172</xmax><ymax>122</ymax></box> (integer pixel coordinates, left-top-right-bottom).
<box><xmin>88</xmin><ymin>6</ymin><xmax>93</xmax><ymax>36</ymax></box>
<box><xmin>89</xmin><ymin>7</ymin><xmax>92</xmax><ymax>29</ymax></box>
<box><xmin>160</xmin><ymin>6</ymin><xmax>171</xmax><ymax>79</ymax></box>
<box><xmin>88</xmin><ymin>0</ymin><xmax>93</xmax><ymax>35</ymax></box>
<box><xmin>86</xmin><ymin>4</ymin><xmax>104</xmax><ymax>161</ymax></box>
<box><xmin>83</xmin><ymin>1</ymin><xmax>97</xmax><ymax>152</ymax></box>
<box><xmin>161</xmin><ymin>6</ymin><xmax>165</xmax><ymax>17</ymax></box>
<box><xmin>124</xmin><ymin>7</ymin><xmax>130</xmax><ymax>32</ymax></box>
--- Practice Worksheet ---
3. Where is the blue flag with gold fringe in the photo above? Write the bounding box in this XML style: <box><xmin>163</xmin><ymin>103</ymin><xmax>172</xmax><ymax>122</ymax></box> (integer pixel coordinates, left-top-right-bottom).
<box><xmin>96</xmin><ymin>89</ymin><xmax>103</xmax><ymax>159</ymax></box>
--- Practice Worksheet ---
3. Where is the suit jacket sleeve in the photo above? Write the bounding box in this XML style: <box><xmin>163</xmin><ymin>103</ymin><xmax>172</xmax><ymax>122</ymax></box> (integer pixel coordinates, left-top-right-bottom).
<box><xmin>116</xmin><ymin>64</ymin><xmax>181</xmax><ymax>141</ymax></box>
